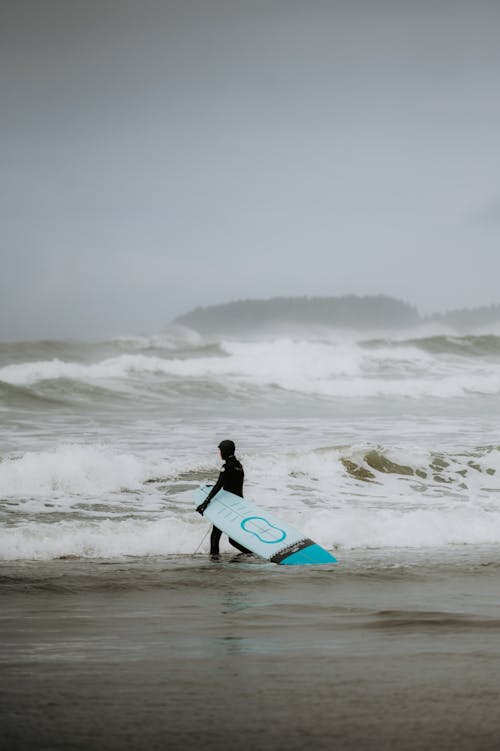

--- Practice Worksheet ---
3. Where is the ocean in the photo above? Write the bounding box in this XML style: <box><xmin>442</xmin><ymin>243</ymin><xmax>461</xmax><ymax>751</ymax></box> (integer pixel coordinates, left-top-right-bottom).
<box><xmin>2</xmin><ymin>326</ymin><xmax>500</xmax><ymax>750</ymax></box>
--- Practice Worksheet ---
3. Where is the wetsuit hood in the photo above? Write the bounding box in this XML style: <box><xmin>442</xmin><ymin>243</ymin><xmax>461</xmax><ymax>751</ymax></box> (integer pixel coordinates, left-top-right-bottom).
<box><xmin>218</xmin><ymin>440</ymin><xmax>236</xmax><ymax>460</ymax></box>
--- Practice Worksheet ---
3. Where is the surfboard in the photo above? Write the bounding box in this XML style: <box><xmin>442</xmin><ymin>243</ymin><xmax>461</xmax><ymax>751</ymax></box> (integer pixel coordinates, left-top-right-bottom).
<box><xmin>193</xmin><ymin>485</ymin><xmax>337</xmax><ymax>565</ymax></box>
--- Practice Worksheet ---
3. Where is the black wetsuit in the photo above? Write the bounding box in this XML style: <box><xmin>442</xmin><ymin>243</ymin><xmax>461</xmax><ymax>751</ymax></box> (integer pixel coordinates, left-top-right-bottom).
<box><xmin>204</xmin><ymin>455</ymin><xmax>251</xmax><ymax>555</ymax></box>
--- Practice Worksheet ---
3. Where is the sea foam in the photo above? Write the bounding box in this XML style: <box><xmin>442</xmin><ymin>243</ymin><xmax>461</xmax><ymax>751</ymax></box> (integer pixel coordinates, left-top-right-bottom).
<box><xmin>1</xmin><ymin>443</ymin><xmax>500</xmax><ymax>560</ymax></box>
<box><xmin>2</xmin><ymin>502</ymin><xmax>500</xmax><ymax>561</ymax></box>
<box><xmin>0</xmin><ymin>444</ymin><xmax>182</xmax><ymax>498</ymax></box>
<box><xmin>1</xmin><ymin>337</ymin><xmax>499</xmax><ymax>399</ymax></box>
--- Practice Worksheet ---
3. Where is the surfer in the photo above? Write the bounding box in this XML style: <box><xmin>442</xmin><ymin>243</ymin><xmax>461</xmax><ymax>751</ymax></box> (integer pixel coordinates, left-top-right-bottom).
<box><xmin>196</xmin><ymin>440</ymin><xmax>252</xmax><ymax>556</ymax></box>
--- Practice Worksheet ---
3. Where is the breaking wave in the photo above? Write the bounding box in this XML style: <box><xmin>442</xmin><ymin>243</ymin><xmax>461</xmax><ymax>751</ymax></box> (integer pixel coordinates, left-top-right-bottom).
<box><xmin>361</xmin><ymin>334</ymin><xmax>500</xmax><ymax>357</ymax></box>
<box><xmin>1</xmin><ymin>333</ymin><xmax>500</xmax><ymax>405</ymax></box>
<box><xmin>1</xmin><ymin>442</ymin><xmax>499</xmax><ymax>560</ymax></box>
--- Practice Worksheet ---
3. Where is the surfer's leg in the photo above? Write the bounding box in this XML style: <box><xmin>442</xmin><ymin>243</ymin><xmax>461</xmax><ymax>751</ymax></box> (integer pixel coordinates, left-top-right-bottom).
<box><xmin>210</xmin><ymin>526</ymin><xmax>222</xmax><ymax>555</ymax></box>
<box><xmin>228</xmin><ymin>537</ymin><xmax>252</xmax><ymax>555</ymax></box>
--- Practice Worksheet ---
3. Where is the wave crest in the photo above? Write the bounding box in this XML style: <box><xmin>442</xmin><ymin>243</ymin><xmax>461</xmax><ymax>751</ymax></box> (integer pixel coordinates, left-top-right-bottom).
<box><xmin>1</xmin><ymin>335</ymin><xmax>500</xmax><ymax>403</ymax></box>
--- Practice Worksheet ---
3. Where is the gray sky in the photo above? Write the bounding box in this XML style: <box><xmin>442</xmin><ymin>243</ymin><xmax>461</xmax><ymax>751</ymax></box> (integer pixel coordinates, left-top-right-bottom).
<box><xmin>1</xmin><ymin>0</ymin><xmax>499</xmax><ymax>340</ymax></box>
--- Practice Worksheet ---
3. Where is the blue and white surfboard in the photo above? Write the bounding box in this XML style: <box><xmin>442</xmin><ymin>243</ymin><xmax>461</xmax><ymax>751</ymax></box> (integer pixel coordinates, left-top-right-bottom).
<box><xmin>194</xmin><ymin>485</ymin><xmax>337</xmax><ymax>565</ymax></box>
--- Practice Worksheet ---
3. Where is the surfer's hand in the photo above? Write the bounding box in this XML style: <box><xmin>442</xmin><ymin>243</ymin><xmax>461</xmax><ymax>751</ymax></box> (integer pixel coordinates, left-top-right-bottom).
<box><xmin>197</xmin><ymin>501</ymin><xmax>209</xmax><ymax>516</ymax></box>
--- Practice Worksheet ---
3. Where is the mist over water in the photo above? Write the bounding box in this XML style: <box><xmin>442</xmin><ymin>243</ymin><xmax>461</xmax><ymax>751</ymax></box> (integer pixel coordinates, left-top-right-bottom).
<box><xmin>1</xmin><ymin>323</ymin><xmax>499</xmax><ymax>563</ymax></box>
<box><xmin>2</xmin><ymin>1</ymin><xmax>500</xmax><ymax>342</ymax></box>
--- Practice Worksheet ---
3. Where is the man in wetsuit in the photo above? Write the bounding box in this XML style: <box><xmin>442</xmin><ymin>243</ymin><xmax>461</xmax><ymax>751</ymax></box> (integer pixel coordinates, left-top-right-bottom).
<box><xmin>196</xmin><ymin>439</ymin><xmax>251</xmax><ymax>556</ymax></box>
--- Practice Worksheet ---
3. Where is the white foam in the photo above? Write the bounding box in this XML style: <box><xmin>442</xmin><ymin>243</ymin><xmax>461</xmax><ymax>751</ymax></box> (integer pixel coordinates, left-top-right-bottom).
<box><xmin>2</xmin><ymin>497</ymin><xmax>500</xmax><ymax>560</ymax></box>
<box><xmin>246</xmin><ymin>445</ymin><xmax>500</xmax><ymax>550</ymax></box>
<box><xmin>0</xmin><ymin>355</ymin><xmax>179</xmax><ymax>385</ymax></box>
<box><xmin>1</xmin><ymin>337</ymin><xmax>498</xmax><ymax>399</ymax></box>
<box><xmin>304</xmin><ymin>506</ymin><xmax>500</xmax><ymax>550</ymax></box>
<box><xmin>0</xmin><ymin>516</ymin><xmax>203</xmax><ymax>560</ymax></box>
<box><xmin>0</xmin><ymin>445</ymin><xmax>182</xmax><ymax>498</ymax></box>
<box><xmin>2</xmin><ymin>440</ymin><xmax>500</xmax><ymax>560</ymax></box>
<box><xmin>114</xmin><ymin>324</ymin><xmax>204</xmax><ymax>350</ymax></box>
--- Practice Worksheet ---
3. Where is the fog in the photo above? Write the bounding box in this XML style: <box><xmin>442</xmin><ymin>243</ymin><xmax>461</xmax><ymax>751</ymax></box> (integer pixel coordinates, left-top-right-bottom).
<box><xmin>1</xmin><ymin>0</ymin><xmax>499</xmax><ymax>340</ymax></box>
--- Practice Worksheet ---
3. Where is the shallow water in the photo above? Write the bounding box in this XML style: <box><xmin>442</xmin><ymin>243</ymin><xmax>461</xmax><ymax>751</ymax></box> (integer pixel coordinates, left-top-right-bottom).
<box><xmin>2</xmin><ymin>554</ymin><xmax>500</xmax><ymax>750</ymax></box>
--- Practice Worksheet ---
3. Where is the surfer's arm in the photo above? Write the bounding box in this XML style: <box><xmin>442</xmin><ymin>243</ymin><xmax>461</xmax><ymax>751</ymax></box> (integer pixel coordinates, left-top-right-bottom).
<box><xmin>205</xmin><ymin>473</ymin><xmax>223</xmax><ymax>503</ymax></box>
<box><xmin>196</xmin><ymin>472</ymin><xmax>223</xmax><ymax>515</ymax></box>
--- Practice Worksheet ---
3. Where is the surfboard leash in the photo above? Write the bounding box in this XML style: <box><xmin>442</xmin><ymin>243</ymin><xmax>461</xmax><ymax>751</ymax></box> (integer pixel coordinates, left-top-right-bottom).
<box><xmin>191</xmin><ymin>525</ymin><xmax>211</xmax><ymax>556</ymax></box>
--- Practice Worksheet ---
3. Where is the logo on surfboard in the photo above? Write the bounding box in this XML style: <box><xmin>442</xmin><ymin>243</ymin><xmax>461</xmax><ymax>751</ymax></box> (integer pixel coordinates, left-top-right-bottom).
<box><xmin>240</xmin><ymin>516</ymin><xmax>287</xmax><ymax>544</ymax></box>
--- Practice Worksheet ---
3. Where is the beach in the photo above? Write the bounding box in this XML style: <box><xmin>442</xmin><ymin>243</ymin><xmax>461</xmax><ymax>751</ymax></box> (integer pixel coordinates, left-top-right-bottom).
<box><xmin>2</xmin><ymin>552</ymin><xmax>500</xmax><ymax>751</ymax></box>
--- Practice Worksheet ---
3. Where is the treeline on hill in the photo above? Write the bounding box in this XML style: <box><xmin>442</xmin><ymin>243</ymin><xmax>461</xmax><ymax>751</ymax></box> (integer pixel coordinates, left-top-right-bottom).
<box><xmin>175</xmin><ymin>295</ymin><xmax>420</xmax><ymax>335</ymax></box>
<box><xmin>175</xmin><ymin>296</ymin><xmax>500</xmax><ymax>335</ymax></box>
<box><xmin>429</xmin><ymin>304</ymin><xmax>500</xmax><ymax>330</ymax></box>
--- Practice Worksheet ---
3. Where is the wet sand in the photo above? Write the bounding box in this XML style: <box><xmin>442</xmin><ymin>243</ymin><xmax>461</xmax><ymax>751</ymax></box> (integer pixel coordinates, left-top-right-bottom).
<box><xmin>2</xmin><ymin>555</ymin><xmax>500</xmax><ymax>751</ymax></box>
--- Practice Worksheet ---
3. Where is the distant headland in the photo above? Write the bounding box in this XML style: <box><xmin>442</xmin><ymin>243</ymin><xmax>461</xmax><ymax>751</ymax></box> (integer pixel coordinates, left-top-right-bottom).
<box><xmin>175</xmin><ymin>295</ymin><xmax>500</xmax><ymax>336</ymax></box>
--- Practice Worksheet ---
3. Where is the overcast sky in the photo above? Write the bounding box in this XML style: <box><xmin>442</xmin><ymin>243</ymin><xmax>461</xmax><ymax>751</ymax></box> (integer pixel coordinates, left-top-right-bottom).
<box><xmin>1</xmin><ymin>0</ymin><xmax>499</xmax><ymax>340</ymax></box>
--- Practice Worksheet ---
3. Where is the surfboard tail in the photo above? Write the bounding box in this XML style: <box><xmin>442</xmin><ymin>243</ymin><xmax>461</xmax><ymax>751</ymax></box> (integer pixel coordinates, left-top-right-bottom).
<box><xmin>270</xmin><ymin>539</ymin><xmax>338</xmax><ymax>565</ymax></box>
